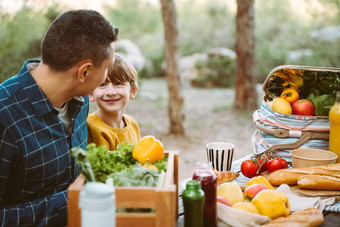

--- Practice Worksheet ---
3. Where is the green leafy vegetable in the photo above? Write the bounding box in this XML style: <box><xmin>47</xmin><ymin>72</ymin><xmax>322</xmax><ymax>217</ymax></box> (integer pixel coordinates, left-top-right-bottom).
<box><xmin>300</xmin><ymin>71</ymin><xmax>340</xmax><ymax>99</ymax></box>
<box><xmin>70</xmin><ymin>147</ymin><xmax>96</xmax><ymax>182</ymax></box>
<box><xmin>109</xmin><ymin>163</ymin><xmax>160</xmax><ymax>187</ymax></box>
<box><xmin>154</xmin><ymin>156</ymin><xmax>168</xmax><ymax>172</ymax></box>
<box><xmin>70</xmin><ymin>142</ymin><xmax>168</xmax><ymax>186</ymax></box>
<box><xmin>84</xmin><ymin>142</ymin><xmax>136</xmax><ymax>182</ymax></box>
<box><xmin>307</xmin><ymin>93</ymin><xmax>336</xmax><ymax>116</ymax></box>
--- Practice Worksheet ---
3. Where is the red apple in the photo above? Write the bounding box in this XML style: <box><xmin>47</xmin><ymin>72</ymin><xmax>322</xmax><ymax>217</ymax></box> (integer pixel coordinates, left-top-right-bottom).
<box><xmin>243</xmin><ymin>183</ymin><xmax>269</xmax><ymax>201</ymax></box>
<box><xmin>291</xmin><ymin>99</ymin><xmax>315</xmax><ymax>116</ymax></box>
<box><xmin>217</xmin><ymin>196</ymin><xmax>231</xmax><ymax>206</ymax></box>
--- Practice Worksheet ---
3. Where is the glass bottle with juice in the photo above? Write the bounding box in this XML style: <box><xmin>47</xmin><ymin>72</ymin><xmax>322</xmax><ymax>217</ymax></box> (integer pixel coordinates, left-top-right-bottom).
<box><xmin>192</xmin><ymin>161</ymin><xmax>217</xmax><ymax>227</ymax></box>
<box><xmin>329</xmin><ymin>91</ymin><xmax>340</xmax><ymax>163</ymax></box>
<box><xmin>182</xmin><ymin>180</ymin><xmax>205</xmax><ymax>227</ymax></box>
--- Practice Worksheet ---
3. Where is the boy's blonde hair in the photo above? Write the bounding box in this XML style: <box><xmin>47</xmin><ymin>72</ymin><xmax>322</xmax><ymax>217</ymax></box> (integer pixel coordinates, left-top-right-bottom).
<box><xmin>108</xmin><ymin>53</ymin><xmax>138</xmax><ymax>92</ymax></box>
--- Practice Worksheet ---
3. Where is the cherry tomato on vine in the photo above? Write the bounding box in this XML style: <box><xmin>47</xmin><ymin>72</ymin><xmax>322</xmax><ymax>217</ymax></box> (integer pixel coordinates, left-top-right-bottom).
<box><xmin>266</xmin><ymin>157</ymin><xmax>288</xmax><ymax>173</ymax></box>
<box><xmin>241</xmin><ymin>160</ymin><xmax>259</xmax><ymax>178</ymax></box>
<box><xmin>256</xmin><ymin>156</ymin><xmax>267</xmax><ymax>172</ymax></box>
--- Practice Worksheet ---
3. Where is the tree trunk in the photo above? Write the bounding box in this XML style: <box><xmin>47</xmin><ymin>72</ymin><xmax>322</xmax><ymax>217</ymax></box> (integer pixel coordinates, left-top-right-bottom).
<box><xmin>160</xmin><ymin>0</ymin><xmax>185</xmax><ymax>135</ymax></box>
<box><xmin>235</xmin><ymin>0</ymin><xmax>258</xmax><ymax>110</ymax></box>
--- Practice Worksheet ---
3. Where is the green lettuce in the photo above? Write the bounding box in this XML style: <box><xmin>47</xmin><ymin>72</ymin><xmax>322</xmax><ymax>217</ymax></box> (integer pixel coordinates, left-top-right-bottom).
<box><xmin>307</xmin><ymin>93</ymin><xmax>335</xmax><ymax>116</ymax></box>
<box><xmin>70</xmin><ymin>142</ymin><xmax>168</xmax><ymax>186</ymax></box>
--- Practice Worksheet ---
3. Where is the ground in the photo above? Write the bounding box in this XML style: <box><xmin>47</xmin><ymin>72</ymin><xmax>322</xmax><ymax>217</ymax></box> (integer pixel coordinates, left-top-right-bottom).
<box><xmin>90</xmin><ymin>78</ymin><xmax>263</xmax><ymax>181</ymax></box>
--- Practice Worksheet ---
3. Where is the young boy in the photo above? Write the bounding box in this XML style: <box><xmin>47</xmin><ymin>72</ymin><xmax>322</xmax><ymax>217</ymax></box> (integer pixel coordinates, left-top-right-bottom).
<box><xmin>87</xmin><ymin>53</ymin><xmax>140</xmax><ymax>150</ymax></box>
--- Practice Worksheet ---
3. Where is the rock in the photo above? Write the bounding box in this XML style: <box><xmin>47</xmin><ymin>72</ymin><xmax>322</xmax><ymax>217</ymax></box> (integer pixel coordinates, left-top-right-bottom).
<box><xmin>179</xmin><ymin>48</ymin><xmax>236</xmax><ymax>87</ymax></box>
<box><xmin>179</xmin><ymin>53</ymin><xmax>208</xmax><ymax>82</ymax></box>
<box><xmin>310</xmin><ymin>25</ymin><xmax>340</xmax><ymax>43</ymax></box>
<box><xmin>115</xmin><ymin>39</ymin><xmax>146</xmax><ymax>70</ymax></box>
<box><xmin>286</xmin><ymin>49</ymin><xmax>313</xmax><ymax>62</ymax></box>
<box><xmin>206</xmin><ymin>47</ymin><xmax>236</xmax><ymax>59</ymax></box>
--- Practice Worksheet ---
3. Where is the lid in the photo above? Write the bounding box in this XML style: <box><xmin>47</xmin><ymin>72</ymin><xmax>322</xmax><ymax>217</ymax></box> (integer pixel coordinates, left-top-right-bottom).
<box><xmin>79</xmin><ymin>182</ymin><xmax>115</xmax><ymax>211</ymax></box>
<box><xmin>83</xmin><ymin>182</ymin><xmax>114</xmax><ymax>199</ymax></box>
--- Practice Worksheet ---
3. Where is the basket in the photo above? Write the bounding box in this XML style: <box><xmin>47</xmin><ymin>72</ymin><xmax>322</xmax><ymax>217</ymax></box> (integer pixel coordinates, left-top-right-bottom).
<box><xmin>68</xmin><ymin>150</ymin><xmax>179</xmax><ymax>227</ymax></box>
<box><xmin>252</xmin><ymin>65</ymin><xmax>340</xmax><ymax>160</ymax></box>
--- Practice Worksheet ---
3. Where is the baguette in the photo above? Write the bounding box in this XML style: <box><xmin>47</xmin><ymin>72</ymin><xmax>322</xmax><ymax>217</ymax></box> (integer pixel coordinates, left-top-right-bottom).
<box><xmin>297</xmin><ymin>174</ymin><xmax>340</xmax><ymax>190</ymax></box>
<box><xmin>268</xmin><ymin>169</ymin><xmax>311</xmax><ymax>186</ymax></box>
<box><xmin>261</xmin><ymin>207</ymin><xmax>324</xmax><ymax>227</ymax></box>
<box><xmin>268</xmin><ymin>163</ymin><xmax>340</xmax><ymax>186</ymax></box>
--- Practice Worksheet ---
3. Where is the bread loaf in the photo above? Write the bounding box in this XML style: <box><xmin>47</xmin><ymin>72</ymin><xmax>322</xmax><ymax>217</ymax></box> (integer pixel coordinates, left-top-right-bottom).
<box><xmin>261</xmin><ymin>207</ymin><xmax>324</xmax><ymax>227</ymax></box>
<box><xmin>268</xmin><ymin>169</ymin><xmax>311</xmax><ymax>186</ymax></box>
<box><xmin>268</xmin><ymin>163</ymin><xmax>340</xmax><ymax>186</ymax></box>
<box><xmin>214</xmin><ymin>170</ymin><xmax>239</xmax><ymax>184</ymax></box>
<box><xmin>297</xmin><ymin>174</ymin><xmax>340</xmax><ymax>190</ymax></box>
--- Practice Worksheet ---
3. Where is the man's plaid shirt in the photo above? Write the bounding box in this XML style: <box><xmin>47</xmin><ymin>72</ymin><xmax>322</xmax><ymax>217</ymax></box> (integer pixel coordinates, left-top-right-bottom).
<box><xmin>0</xmin><ymin>60</ymin><xmax>88</xmax><ymax>226</ymax></box>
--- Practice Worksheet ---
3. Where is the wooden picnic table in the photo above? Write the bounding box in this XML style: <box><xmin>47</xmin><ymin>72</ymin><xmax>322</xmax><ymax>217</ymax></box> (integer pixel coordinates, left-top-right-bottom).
<box><xmin>176</xmin><ymin>154</ymin><xmax>340</xmax><ymax>227</ymax></box>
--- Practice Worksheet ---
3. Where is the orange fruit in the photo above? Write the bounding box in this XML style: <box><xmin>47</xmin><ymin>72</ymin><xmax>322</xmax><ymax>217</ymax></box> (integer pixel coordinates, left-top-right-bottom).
<box><xmin>272</xmin><ymin>98</ymin><xmax>292</xmax><ymax>114</ymax></box>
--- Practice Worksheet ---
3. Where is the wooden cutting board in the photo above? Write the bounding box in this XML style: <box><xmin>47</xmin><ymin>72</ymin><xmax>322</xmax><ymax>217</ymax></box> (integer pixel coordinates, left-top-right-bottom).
<box><xmin>241</xmin><ymin>171</ymin><xmax>340</xmax><ymax>200</ymax></box>
<box><xmin>295</xmin><ymin>188</ymin><xmax>340</xmax><ymax>200</ymax></box>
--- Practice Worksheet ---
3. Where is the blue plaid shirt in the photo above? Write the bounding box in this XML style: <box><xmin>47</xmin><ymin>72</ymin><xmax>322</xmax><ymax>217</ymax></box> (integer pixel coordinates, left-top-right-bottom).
<box><xmin>0</xmin><ymin>60</ymin><xmax>89</xmax><ymax>226</ymax></box>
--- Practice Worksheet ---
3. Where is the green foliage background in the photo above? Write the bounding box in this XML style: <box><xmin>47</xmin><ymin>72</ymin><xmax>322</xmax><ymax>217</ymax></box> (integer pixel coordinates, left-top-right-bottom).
<box><xmin>0</xmin><ymin>0</ymin><xmax>339</xmax><ymax>85</ymax></box>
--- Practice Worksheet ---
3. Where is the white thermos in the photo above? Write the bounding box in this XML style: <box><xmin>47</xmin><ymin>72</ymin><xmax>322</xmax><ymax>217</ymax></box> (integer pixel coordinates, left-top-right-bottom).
<box><xmin>79</xmin><ymin>182</ymin><xmax>115</xmax><ymax>227</ymax></box>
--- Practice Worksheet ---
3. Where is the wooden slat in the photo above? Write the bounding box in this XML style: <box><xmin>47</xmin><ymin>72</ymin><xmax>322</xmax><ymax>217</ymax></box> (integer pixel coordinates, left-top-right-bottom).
<box><xmin>164</xmin><ymin>151</ymin><xmax>174</xmax><ymax>187</ymax></box>
<box><xmin>116</xmin><ymin>213</ymin><xmax>155</xmax><ymax>227</ymax></box>
<box><xmin>68</xmin><ymin>175</ymin><xmax>84</xmax><ymax>227</ymax></box>
<box><xmin>116</xmin><ymin>187</ymin><xmax>157</xmax><ymax>208</ymax></box>
<box><xmin>155</xmin><ymin>185</ymin><xmax>176</xmax><ymax>227</ymax></box>
<box><xmin>170</xmin><ymin>150</ymin><xmax>179</xmax><ymax>217</ymax></box>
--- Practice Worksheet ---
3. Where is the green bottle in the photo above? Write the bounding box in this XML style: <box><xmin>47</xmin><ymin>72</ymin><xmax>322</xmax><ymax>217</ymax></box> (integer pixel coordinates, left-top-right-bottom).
<box><xmin>182</xmin><ymin>180</ymin><xmax>205</xmax><ymax>227</ymax></box>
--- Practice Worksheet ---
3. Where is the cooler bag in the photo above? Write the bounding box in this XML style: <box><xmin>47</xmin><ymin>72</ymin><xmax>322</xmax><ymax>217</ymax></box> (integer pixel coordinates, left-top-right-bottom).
<box><xmin>252</xmin><ymin>65</ymin><xmax>340</xmax><ymax>161</ymax></box>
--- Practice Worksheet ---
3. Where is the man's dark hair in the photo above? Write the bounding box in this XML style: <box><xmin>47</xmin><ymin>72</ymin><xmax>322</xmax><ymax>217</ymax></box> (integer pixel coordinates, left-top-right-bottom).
<box><xmin>41</xmin><ymin>10</ymin><xmax>119</xmax><ymax>71</ymax></box>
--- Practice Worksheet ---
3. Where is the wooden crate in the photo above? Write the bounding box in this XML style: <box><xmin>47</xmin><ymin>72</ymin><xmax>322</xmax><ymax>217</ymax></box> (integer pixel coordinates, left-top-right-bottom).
<box><xmin>68</xmin><ymin>150</ymin><xmax>179</xmax><ymax>227</ymax></box>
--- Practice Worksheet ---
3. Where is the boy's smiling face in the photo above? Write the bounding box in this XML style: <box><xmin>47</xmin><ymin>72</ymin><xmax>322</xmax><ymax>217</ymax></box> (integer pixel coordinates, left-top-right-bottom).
<box><xmin>90</xmin><ymin>76</ymin><xmax>136</xmax><ymax>115</ymax></box>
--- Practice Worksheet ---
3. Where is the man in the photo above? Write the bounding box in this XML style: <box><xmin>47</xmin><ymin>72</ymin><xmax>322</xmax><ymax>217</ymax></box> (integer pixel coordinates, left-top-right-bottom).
<box><xmin>0</xmin><ymin>10</ymin><xmax>118</xmax><ymax>226</ymax></box>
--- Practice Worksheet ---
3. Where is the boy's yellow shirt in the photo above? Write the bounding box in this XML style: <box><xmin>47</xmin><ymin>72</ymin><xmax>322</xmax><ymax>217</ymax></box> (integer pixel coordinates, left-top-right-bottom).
<box><xmin>87</xmin><ymin>113</ymin><xmax>141</xmax><ymax>151</ymax></box>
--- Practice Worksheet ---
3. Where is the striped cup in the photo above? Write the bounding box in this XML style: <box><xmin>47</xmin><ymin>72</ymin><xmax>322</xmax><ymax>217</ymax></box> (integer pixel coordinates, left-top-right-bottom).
<box><xmin>206</xmin><ymin>142</ymin><xmax>235</xmax><ymax>171</ymax></box>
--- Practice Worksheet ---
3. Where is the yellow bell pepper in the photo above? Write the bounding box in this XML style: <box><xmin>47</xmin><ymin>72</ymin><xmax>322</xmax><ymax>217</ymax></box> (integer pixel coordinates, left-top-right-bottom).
<box><xmin>133</xmin><ymin>136</ymin><xmax>164</xmax><ymax>165</ymax></box>
<box><xmin>280</xmin><ymin>88</ymin><xmax>299</xmax><ymax>104</ymax></box>
<box><xmin>247</xmin><ymin>176</ymin><xmax>274</xmax><ymax>190</ymax></box>
<box><xmin>251</xmin><ymin>190</ymin><xmax>290</xmax><ymax>220</ymax></box>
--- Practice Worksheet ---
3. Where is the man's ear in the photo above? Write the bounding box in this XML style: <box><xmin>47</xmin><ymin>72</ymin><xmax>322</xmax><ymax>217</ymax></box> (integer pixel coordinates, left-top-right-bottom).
<box><xmin>78</xmin><ymin>62</ymin><xmax>92</xmax><ymax>83</ymax></box>
<box><xmin>129</xmin><ymin>84</ymin><xmax>138</xmax><ymax>99</ymax></box>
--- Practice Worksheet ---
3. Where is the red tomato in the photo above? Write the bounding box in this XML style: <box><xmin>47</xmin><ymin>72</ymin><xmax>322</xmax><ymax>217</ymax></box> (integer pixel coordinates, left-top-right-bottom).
<box><xmin>241</xmin><ymin>160</ymin><xmax>259</xmax><ymax>178</ymax></box>
<box><xmin>266</xmin><ymin>157</ymin><xmax>288</xmax><ymax>173</ymax></box>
